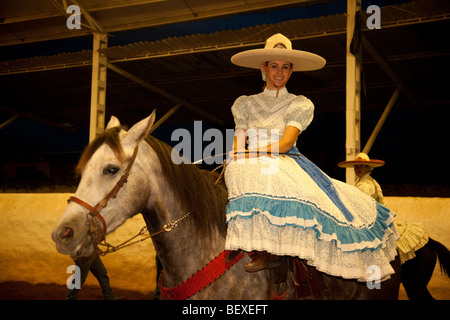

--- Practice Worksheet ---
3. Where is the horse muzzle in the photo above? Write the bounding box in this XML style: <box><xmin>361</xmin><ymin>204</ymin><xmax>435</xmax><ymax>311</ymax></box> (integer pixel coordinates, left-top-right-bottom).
<box><xmin>51</xmin><ymin>207</ymin><xmax>97</xmax><ymax>258</ymax></box>
<box><xmin>52</xmin><ymin>223</ymin><xmax>96</xmax><ymax>257</ymax></box>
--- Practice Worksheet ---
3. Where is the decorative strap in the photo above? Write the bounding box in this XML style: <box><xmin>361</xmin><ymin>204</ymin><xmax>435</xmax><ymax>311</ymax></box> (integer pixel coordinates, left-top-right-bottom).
<box><xmin>66</xmin><ymin>145</ymin><xmax>140</xmax><ymax>238</ymax></box>
<box><xmin>289</xmin><ymin>146</ymin><xmax>355</xmax><ymax>222</ymax></box>
<box><xmin>158</xmin><ymin>250</ymin><xmax>245</xmax><ymax>300</ymax></box>
<box><xmin>68</xmin><ymin>196</ymin><xmax>107</xmax><ymax>235</ymax></box>
<box><xmin>68</xmin><ymin>196</ymin><xmax>94</xmax><ymax>211</ymax></box>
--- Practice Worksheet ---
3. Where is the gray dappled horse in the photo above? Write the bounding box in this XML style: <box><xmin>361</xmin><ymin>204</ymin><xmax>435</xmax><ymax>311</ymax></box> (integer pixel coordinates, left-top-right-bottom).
<box><xmin>52</xmin><ymin>112</ymin><xmax>402</xmax><ymax>299</ymax></box>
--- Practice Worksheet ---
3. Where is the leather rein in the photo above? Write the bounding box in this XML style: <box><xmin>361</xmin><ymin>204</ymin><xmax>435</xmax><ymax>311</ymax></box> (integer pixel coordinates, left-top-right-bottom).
<box><xmin>67</xmin><ymin>144</ymin><xmax>190</xmax><ymax>256</ymax></box>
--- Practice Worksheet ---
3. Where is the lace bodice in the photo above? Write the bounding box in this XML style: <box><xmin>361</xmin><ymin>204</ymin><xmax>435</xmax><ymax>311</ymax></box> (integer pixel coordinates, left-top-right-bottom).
<box><xmin>231</xmin><ymin>87</ymin><xmax>314</xmax><ymax>149</ymax></box>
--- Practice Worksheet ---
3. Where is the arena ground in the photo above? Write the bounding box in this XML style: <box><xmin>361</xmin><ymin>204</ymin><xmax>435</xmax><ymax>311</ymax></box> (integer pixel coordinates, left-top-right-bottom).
<box><xmin>0</xmin><ymin>281</ymin><xmax>448</xmax><ymax>300</ymax></box>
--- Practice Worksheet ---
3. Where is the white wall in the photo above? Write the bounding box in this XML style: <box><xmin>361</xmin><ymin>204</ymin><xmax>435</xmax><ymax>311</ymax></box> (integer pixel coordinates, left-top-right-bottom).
<box><xmin>0</xmin><ymin>193</ymin><xmax>157</xmax><ymax>294</ymax></box>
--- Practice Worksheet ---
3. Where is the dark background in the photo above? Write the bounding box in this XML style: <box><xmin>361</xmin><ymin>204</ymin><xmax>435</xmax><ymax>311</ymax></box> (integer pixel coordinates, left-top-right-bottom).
<box><xmin>1</xmin><ymin>0</ymin><xmax>449</xmax><ymax>196</ymax></box>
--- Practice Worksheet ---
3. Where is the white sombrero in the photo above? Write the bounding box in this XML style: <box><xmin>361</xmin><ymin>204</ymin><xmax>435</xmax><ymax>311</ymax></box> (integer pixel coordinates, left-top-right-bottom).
<box><xmin>338</xmin><ymin>153</ymin><xmax>385</xmax><ymax>168</ymax></box>
<box><xmin>231</xmin><ymin>33</ymin><xmax>326</xmax><ymax>71</ymax></box>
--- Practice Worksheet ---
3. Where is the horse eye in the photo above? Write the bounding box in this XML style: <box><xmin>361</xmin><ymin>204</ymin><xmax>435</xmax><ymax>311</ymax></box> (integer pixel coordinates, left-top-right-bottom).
<box><xmin>103</xmin><ymin>166</ymin><xmax>120</xmax><ymax>175</ymax></box>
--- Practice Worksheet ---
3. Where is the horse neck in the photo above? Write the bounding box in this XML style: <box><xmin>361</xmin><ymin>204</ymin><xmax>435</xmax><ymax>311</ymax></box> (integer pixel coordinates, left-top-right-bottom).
<box><xmin>143</xmin><ymin>198</ymin><xmax>226</xmax><ymax>288</ymax></box>
<box><xmin>149</xmin><ymin>213</ymin><xmax>225</xmax><ymax>288</ymax></box>
<box><xmin>140</xmin><ymin>144</ymin><xmax>227</xmax><ymax>287</ymax></box>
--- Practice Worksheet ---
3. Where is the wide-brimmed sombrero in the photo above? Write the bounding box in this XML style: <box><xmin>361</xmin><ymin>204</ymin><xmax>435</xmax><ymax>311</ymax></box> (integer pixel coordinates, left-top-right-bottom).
<box><xmin>338</xmin><ymin>153</ymin><xmax>385</xmax><ymax>168</ymax></box>
<box><xmin>231</xmin><ymin>33</ymin><xmax>326</xmax><ymax>71</ymax></box>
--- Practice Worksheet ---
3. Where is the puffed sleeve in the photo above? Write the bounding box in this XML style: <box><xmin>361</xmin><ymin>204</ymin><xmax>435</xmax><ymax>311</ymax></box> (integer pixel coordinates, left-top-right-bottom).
<box><xmin>231</xmin><ymin>95</ymin><xmax>250</xmax><ymax>130</ymax></box>
<box><xmin>284</xmin><ymin>95</ymin><xmax>314</xmax><ymax>132</ymax></box>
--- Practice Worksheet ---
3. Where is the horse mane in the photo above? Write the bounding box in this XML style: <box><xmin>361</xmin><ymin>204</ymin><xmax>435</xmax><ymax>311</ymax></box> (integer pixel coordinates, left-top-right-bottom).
<box><xmin>146</xmin><ymin>135</ymin><xmax>228</xmax><ymax>238</ymax></box>
<box><xmin>75</xmin><ymin>127</ymin><xmax>228</xmax><ymax>237</ymax></box>
<box><xmin>75</xmin><ymin>127</ymin><xmax>125</xmax><ymax>177</ymax></box>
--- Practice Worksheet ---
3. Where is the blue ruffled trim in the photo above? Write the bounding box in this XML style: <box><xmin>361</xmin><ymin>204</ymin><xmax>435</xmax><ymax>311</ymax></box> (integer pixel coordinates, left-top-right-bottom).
<box><xmin>226</xmin><ymin>194</ymin><xmax>395</xmax><ymax>253</ymax></box>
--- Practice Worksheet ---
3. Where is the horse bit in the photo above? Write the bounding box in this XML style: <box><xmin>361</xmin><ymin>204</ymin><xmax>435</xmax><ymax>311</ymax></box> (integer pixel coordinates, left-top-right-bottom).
<box><xmin>67</xmin><ymin>144</ymin><xmax>191</xmax><ymax>256</ymax></box>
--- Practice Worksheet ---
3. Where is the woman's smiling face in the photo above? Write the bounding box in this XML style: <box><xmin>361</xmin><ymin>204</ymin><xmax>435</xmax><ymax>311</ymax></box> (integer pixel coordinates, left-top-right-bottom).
<box><xmin>262</xmin><ymin>60</ymin><xmax>293</xmax><ymax>90</ymax></box>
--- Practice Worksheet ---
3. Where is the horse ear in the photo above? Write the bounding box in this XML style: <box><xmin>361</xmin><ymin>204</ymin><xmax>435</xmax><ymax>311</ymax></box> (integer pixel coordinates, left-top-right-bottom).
<box><xmin>106</xmin><ymin>115</ymin><xmax>121</xmax><ymax>129</ymax></box>
<box><xmin>122</xmin><ymin>110</ymin><xmax>156</xmax><ymax>147</ymax></box>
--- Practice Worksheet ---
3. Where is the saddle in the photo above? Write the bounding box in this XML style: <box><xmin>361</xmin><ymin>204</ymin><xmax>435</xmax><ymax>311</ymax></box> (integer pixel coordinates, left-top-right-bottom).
<box><xmin>269</xmin><ymin>257</ymin><xmax>328</xmax><ymax>300</ymax></box>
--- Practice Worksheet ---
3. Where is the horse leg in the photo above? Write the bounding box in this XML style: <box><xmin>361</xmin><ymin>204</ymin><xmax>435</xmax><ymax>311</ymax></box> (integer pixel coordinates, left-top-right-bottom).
<box><xmin>401</xmin><ymin>241</ymin><xmax>437</xmax><ymax>300</ymax></box>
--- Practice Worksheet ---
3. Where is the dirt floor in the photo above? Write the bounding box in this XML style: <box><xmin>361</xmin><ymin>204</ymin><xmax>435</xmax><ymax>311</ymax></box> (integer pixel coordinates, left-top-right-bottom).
<box><xmin>0</xmin><ymin>281</ymin><xmax>447</xmax><ymax>300</ymax></box>
<box><xmin>0</xmin><ymin>281</ymin><xmax>154</xmax><ymax>300</ymax></box>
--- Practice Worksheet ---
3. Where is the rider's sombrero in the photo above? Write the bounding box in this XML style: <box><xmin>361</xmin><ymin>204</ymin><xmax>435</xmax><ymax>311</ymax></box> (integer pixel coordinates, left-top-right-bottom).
<box><xmin>231</xmin><ymin>33</ymin><xmax>326</xmax><ymax>71</ymax></box>
<box><xmin>338</xmin><ymin>153</ymin><xmax>385</xmax><ymax>168</ymax></box>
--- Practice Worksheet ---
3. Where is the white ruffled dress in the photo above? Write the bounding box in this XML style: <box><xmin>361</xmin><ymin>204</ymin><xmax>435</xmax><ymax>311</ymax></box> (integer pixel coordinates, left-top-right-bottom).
<box><xmin>224</xmin><ymin>87</ymin><xmax>399</xmax><ymax>282</ymax></box>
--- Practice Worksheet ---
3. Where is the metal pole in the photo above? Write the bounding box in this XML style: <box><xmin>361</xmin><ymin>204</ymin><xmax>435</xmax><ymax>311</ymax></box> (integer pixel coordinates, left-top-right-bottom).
<box><xmin>89</xmin><ymin>32</ymin><xmax>108</xmax><ymax>142</ymax></box>
<box><xmin>345</xmin><ymin>0</ymin><xmax>362</xmax><ymax>184</ymax></box>
<box><xmin>149</xmin><ymin>104</ymin><xmax>182</xmax><ymax>134</ymax></box>
<box><xmin>362</xmin><ymin>87</ymin><xmax>401</xmax><ymax>154</ymax></box>
<box><xmin>0</xmin><ymin>115</ymin><xmax>20</xmax><ymax>130</ymax></box>
<box><xmin>362</xmin><ymin>35</ymin><xmax>422</xmax><ymax>113</ymax></box>
<box><xmin>108</xmin><ymin>63</ymin><xmax>224</xmax><ymax>126</ymax></box>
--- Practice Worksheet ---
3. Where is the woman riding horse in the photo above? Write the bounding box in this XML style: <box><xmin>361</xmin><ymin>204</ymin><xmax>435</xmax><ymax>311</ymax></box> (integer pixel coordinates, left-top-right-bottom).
<box><xmin>224</xmin><ymin>33</ymin><xmax>400</xmax><ymax>282</ymax></box>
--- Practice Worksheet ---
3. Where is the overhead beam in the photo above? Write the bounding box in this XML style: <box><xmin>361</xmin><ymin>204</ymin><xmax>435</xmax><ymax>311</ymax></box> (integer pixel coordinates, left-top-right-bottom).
<box><xmin>0</xmin><ymin>105</ymin><xmax>75</xmax><ymax>132</ymax></box>
<box><xmin>362</xmin><ymin>87</ymin><xmax>401</xmax><ymax>154</ymax></box>
<box><xmin>0</xmin><ymin>115</ymin><xmax>20</xmax><ymax>131</ymax></box>
<box><xmin>2</xmin><ymin>0</ymin><xmax>166</xmax><ymax>24</ymax></box>
<box><xmin>1</xmin><ymin>0</ymin><xmax>307</xmax><ymax>25</ymax></box>
<box><xmin>47</xmin><ymin>0</ymin><xmax>95</xmax><ymax>31</ymax></box>
<box><xmin>71</xmin><ymin>0</ymin><xmax>106</xmax><ymax>33</ymax></box>
<box><xmin>149</xmin><ymin>104</ymin><xmax>182</xmax><ymax>135</ymax></box>
<box><xmin>108</xmin><ymin>63</ymin><xmax>224</xmax><ymax>126</ymax></box>
<box><xmin>362</xmin><ymin>35</ymin><xmax>423</xmax><ymax>113</ymax></box>
<box><xmin>3</xmin><ymin>10</ymin><xmax>450</xmax><ymax>73</ymax></box>
<box><xmin>2</xmin><ymin>2</ymin><xmax>449</xmax><ymax>46</ymax></box>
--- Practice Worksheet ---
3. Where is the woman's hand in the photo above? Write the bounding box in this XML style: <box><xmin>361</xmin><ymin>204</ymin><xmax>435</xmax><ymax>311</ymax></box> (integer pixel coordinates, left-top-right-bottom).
<box><xmin>251</xmin><ymin>126</ymin><xmax>301</xmax><ymax>156</ymax></box>
<box><xmin>228</xmin><ymin>126</ymin><xmax>300</xmax><ymax>162</ymax></box>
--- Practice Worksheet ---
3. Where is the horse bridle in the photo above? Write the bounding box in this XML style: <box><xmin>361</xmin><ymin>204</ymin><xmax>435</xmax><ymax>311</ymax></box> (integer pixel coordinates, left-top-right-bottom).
<box><xmin>67</xmin><ymin>143</ymin><xmax>191</xmax><ymax>256</ymax></box>
<box><xmin>68</xmin><ymin>145</ymin><xmax>140</xmax><ymax>245</ymax></box>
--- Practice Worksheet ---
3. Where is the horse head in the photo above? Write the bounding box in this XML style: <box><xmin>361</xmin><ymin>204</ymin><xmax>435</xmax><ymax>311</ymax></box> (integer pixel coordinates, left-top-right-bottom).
<box><xmin>52</xmin><ymin>111</ymin><xmax>156</xmax><ymax>258</ymax></box>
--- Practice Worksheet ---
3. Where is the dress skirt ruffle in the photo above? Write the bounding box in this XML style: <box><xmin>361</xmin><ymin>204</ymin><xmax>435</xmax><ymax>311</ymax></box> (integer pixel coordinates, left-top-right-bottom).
<box><xmin>395</xmin><ymin>220</ymin><xmax>429</xmax><ymax>264</ymax></box>
<box><xmin>225</xmin><ymin>148</ymin><xmax>399</xmax><ymax>282</ymax></box>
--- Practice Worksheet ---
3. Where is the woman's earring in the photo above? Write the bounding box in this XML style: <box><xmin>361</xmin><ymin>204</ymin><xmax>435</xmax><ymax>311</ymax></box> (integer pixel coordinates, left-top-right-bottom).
<box><xmin>261</xmin><ymin>69</ymin><xmax>267</xmax><ymax>82</ymax></box>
